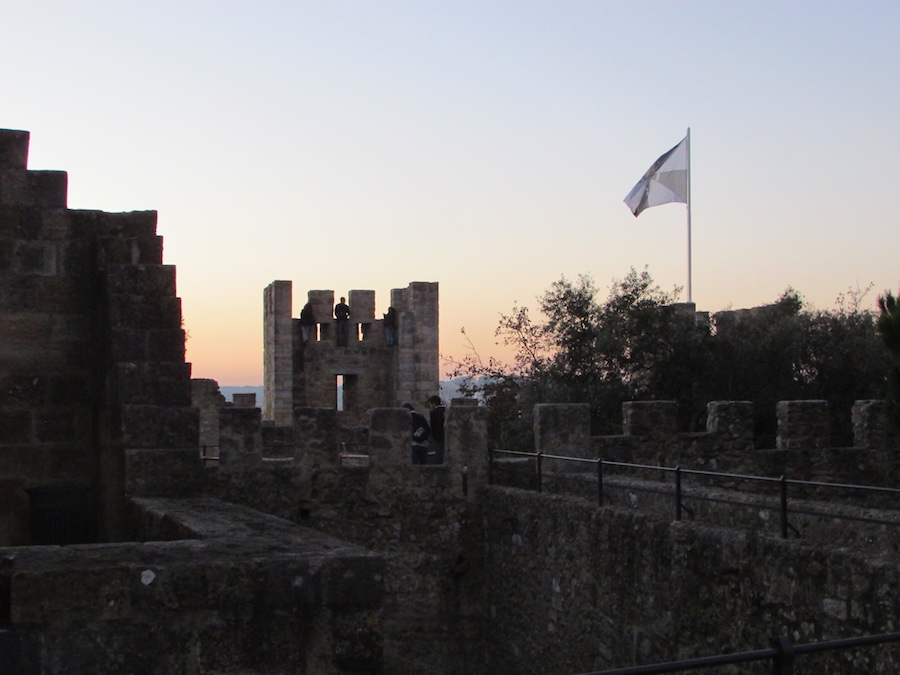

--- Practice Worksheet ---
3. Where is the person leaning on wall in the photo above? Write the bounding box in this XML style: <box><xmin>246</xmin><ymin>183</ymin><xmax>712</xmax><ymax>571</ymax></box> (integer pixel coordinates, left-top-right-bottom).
<box><xmin>403</xmin><ymin>402</ymin><xmax>430</xmax><ymax>465</ymax></box>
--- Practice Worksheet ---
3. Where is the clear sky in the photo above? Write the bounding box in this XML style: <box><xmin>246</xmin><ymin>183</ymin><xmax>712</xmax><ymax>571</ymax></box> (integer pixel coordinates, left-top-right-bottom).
<box><xmin>6</xmin><ymin>1</ymin><xmax>900</xmax><ymax>384</ymax></box>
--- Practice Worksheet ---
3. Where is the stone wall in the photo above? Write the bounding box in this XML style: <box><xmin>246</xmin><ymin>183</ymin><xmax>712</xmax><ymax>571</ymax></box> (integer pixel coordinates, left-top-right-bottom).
<box><xmin>206</xmin><ymin>400</ymin><xmax>490</xmax><ymax>674</ymax></box>
<box><xmin>586</xmin><ymin>399</ymin><xmax>899</xmax><ymax>486</ymax></box>
<box><xmin>479</xmin><ymin>486</ymin><xmax>900</xmax><ymax>674</ymax></box>
<box><xmin>0</xmin><ymin>498</ymin><xmax>384</xmax><ymax>674</ymax></box>
<box><xmin>0</xmin><ymin>128</ymin><xmax>199</xmax><ymax>545</ymax></box>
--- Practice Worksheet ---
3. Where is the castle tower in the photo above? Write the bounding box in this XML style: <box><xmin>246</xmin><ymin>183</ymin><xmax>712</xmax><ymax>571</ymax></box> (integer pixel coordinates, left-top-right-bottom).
<box><xmin>262</xmin><ymin>281</ymin><xmax>439</xmax><ymax>425</ymax></box>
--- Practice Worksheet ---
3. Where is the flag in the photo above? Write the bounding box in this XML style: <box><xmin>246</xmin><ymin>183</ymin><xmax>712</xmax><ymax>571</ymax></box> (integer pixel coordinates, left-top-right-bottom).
<box><xmin>623</xmin><ymin>136</ymin><xmax>688</xmax><ymax>217</ymax></box>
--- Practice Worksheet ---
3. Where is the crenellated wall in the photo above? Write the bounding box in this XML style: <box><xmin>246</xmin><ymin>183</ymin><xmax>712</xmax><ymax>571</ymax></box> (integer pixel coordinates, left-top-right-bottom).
<box><xmin>263</xmin><ymin>280</ymin><xmax>439</xmax><ymax>426</ymax></box>
<box><xmin>205</xmin><ymin>399</ymin><xmax>490</xmax><ymax>674</ymax></box>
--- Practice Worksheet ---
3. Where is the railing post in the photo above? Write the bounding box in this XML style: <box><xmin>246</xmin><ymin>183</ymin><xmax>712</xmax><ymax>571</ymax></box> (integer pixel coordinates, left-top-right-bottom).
<box><xmin>779</xmin><ymin>475</ymin><xmax>789</xmax><ymax>539</ymax></box>
<box><xmin>675</xmin><ymin>466</ymin><xmax>683</xmax><ymax>521</ymax></box>
<box><xmin>536</xmin><ymin>452</ymin><xmax>543</xmax><ymax>493</ymax></box>
<box><xmin>597</xmin><ymin>458</ymin><xmax>604</xmax><ymax>506</ymax></box>
<box><xmin>771</xmin><ymin>635</ymin><xmax>795</xmax><ymax>674</ymax></box>
<box><xmin>462</xmin><ymin>464</ymin><xmax>469</xmax><ymax>496</ymax></box>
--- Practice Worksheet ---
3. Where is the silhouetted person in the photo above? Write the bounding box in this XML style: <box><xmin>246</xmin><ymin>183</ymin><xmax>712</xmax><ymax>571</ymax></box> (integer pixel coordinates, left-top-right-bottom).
<box><xmin>334</xmin><ymin>296</ymin><xmax>350</xmax><ymax>347</ymax></box>
<box><xmin>383</xmin><ymin>306</ymin><xmax>397</xmax><ymax>346</ymax></box>
<box><xmin>403</xmin><ymin>402</ymin><xmax>430</xmax><ymax>465</ymax></box>
<box><xmin>299</xmin><ymin>302</ymin><xmax>315</xmax><ymax>342</ymax></box>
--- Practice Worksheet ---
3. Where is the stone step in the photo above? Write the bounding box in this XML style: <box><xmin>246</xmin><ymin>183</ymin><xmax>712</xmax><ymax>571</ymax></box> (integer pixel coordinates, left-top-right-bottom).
<box><xmin>0</xmin><ymin>169</ymin><xmax>68</xmax><ymax>208</ymax></box>
<box><xmin>0</xmin><ymin>128</ymin><xmax>30</xmax><ymax>169</ymax></box>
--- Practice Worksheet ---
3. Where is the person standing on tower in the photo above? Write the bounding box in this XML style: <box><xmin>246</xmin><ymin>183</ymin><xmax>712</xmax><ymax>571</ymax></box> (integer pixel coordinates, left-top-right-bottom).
<box><xmin>299</xmin><ymin>302</ymin><xmax>315</xmax><ymax>342</ymax></box>
<box><xmin>334</xmin><ymin>296</ymin><xmax>350</xmax><ymax>347</ymax></box>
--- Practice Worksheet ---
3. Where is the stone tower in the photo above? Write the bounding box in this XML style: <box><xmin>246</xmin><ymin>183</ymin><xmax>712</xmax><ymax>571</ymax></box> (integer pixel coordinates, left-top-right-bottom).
<box><xmin>0</xmin><ymin>128</ymin><xmax>199</xmax><ymax>546</ymax></box>
<box><xmin>263</xmin><ymin>280</ymin><xmax>439</xmax><ymax>425</ymax></box>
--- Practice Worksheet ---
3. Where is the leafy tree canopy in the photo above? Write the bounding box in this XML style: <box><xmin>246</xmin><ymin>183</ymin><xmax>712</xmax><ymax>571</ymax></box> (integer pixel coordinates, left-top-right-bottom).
<box><xmin>447</xmin><ymin>270</ymin><xmax>888</xmax><ymax>449</ymax></box>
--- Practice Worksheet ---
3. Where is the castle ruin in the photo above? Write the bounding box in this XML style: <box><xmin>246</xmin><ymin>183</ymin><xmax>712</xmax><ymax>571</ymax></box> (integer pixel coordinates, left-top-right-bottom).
<box><xmin>1</xmin><ymin>128</ymin><xmax>898</xmax><ymax>674</ymax></box>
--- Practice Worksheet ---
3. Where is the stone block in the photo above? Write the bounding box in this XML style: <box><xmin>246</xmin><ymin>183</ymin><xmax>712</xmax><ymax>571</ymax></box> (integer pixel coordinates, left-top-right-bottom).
<box><xmin>368</xmin><ymin>407</ymin><xmax>408</xmax><ymax>468</ymax></box>
<box><xmin>34</xmin><ymin>408</ymin><xmax>80</xmax><ymax>443</ymax></box>
<box><xmin>706</xmin><ymin>401</ymin><xmax>754</xmax><ymax>450</ymax></box>
<box><xmin>319</xmin><ymin>555</ymin><xmax>385</xmax><ymax>608</ymax></box>
<box><xmin>0</xmin><ymin>129</ymin><xmax>29</xmax><ymax>169</ymax></box>
<box><xmin>1</xmin><ymin>312</ymin><xmax>51</xmax><ymax>345</ymax></box>
<box><xmin>119</xmin><ymin>404</ymin><xmax>199</xmax><ymax>449</ymax></box>
<box><xmin>307</xmin><ymin>289</ymin><xmax>334</xmax><ymax>323</ymax></box>
<box><xmin>852</xmin><ymin>399</ymin><xmax>894</xmax><ymax>449</ymax></box>
<box><xmin>104</xmin><ymin>264</ymin><xmax>176</xmax><ymax>297</ymax></box>
<box><xmin>218</xmin><ymin>407</ymin><xmax>263</xmax><ymax>465</ymax></box>
<box><xmin>776</xmin><ymin>400</ymin><xmax>830</xmax><ymax>450</ymax></box>
<box><xmin>348</xmin><ymin>289</ymin><xmax>375</xmax><ymax>322</ymax></box>
<box><xmin>446</xmin><ymin>403</ymin><xmax>489</xmax><ymax>492</ymax></box>
<box><xmin>0</xmin><ymin>374</ymin><xmax>46</xmax><ymax>407</ymax></box>
<box><xmin>10</xmin><ymin>565</ymin><xmax>132</xmax><ymax>624</ymax></box>
<box><xmin>0</xmin><ymin>170</ymin><xmax>67</xmax><ymax>208</ymax></box>
<box><xmin>0</xmin><ymin>204</ymin><xmax>41</xmax><ymax>240</ymax></box>
<box><xmin>108</xmin><ymin>295</ymin><xmax>182</xmax><ymax>330</ymax></box>
<box><xmin>46</xmin><ymin>375</ymin><xmax>92</xmax><ymax>406</ymax></box>
<box><xmin>294</xmin><ymin>407</ymin><xmax>339</xmax><ymax>466</ymax></box>
<box><xmin>91</xmin><ymin>210</ymin><xmax>158</xmax><ymax>239</ymax></box>
<box><xmin>49</xmin><ymin>313</ymin><xmax>90</xmax><ymax>344</ymax></box>
<box><xmin>622</xmin><ymin>401</ymin><xmax>678</xmax><ymax>437</ymax></box>
<box><xmin>124</xmin><ymin>447</ymin><xmax>203</xmax><ymax>497</ymax></box>
<box><xmin>13</xmin><ymin>240</ymin><xmax>57</xmax><ymax>275</ymax></box>
<box><xmin>115</xmin><ymin>362</ymin><xmax>193</xmax><ymax>406</ymax></box>
<box><xmin>232</xmin><ymin>393</ymin><xmax>257</xmax><ymax>408</ymax></box>
<box><xmin>0</xmin><ymin>410</ymin><xmax>30</xmax><ymax>444</ymax></box>
<box><xmin>97</xmin><ymin>234</ymin><xmax>164</xmax><ymax>266</ymax></box>
<box><xmin>143</xmin><ymin>329</ymin><xmax>187</xmax><ymax>362</ymax></box>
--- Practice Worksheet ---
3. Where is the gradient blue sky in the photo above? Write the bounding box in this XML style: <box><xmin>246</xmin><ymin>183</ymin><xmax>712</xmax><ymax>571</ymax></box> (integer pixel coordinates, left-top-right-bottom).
<box><xmin>6</xmin><ymin>1</ymin><xmax>899</xmax><ymax>383</ymax></box>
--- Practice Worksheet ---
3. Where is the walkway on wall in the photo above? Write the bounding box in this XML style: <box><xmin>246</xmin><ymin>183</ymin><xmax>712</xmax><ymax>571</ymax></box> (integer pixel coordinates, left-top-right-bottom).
<box><xmin>489</xmin><ymin>448</ymin><xmax>900</xmax><ymax>553</ymax></box>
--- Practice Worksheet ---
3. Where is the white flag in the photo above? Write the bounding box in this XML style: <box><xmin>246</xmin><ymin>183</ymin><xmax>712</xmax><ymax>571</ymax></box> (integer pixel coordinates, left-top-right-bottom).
<box><xmin>624</xmin><ymin>137</ymin><xmax>688</xmax><ymax>217</ymax></box>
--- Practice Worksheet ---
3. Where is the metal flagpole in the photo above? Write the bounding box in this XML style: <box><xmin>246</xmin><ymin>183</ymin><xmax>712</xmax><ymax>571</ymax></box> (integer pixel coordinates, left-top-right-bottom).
<box><xmin>686</xmin><ymin>127</ymin><xmax>692</xmax><ymax>303</ymax></box>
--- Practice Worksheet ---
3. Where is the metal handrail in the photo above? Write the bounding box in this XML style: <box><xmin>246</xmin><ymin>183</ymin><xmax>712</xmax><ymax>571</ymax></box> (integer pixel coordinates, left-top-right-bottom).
<box><xmin>577</xmin><ymin>631</ymin><xmax>900</xmax><ymax>674</ymax></box>
<box><xmin>489</xmin><ymin>448</ymin><xmax>900</xmax><ymax>537</ymax></box>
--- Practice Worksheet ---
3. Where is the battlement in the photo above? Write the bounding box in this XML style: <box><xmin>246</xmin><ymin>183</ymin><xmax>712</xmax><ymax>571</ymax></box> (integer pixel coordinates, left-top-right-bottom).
<box><xmin>533</xmin><ymin>398</ymin><xmax>898</xmax><ymax>485</ymax></box>
<box><xmin>263</xmin><ymin>279</ymin><xmax>439</xmax><ymax>426</ymax></box>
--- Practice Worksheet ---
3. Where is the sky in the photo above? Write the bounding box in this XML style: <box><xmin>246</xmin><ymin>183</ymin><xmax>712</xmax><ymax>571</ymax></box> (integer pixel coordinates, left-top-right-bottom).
<box><xmin>5</xmin><ymin>1</ymin><xmax>900</xmax><ymax>385</ymax></box>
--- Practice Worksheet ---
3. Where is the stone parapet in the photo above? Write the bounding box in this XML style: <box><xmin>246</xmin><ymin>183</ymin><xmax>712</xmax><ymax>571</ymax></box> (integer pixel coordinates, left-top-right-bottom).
<box><xmin>776</xmin><ymin>399</ymin><xmax>830</xmax><ymax>450</ymax></box>
<box><xmin>294</xmin><ymin>406</ymin><xmax>339</xmax><ymax>468</ymax></box>
<box><xmin>368</xmin><ymin>407</ymin><xmax>409</xmax><ymax>468</ymax></box>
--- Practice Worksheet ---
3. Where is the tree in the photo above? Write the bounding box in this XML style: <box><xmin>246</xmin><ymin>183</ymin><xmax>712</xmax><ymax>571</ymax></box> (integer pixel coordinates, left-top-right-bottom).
<box><xmin>448</xmin><ymin>270</ymin><xmax>888</xmax><ymax>450</ymax></box>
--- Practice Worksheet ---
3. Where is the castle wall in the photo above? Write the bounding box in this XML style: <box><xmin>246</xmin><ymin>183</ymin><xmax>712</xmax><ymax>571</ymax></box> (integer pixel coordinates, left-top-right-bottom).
<box><xmin>0</xmin><ymin>498</ymin><xmax>385</xmax><ymax>674</ymax></box>
<box><xmin>479</xmin><ymin>486</ymin><xmax>900</xmax><ymax>674</ymax></box>
<box><xmin>0</xmin><ymin>129</ymin><xmax>199</xmax><ymax>545</ymax></box>
<box><xmin>207</xmin><ymin>401</ymin><xmax>489</xmax><ymax>674</ymax></box>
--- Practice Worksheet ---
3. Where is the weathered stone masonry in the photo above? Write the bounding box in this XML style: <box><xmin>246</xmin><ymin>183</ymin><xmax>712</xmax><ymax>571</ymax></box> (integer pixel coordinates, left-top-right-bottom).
<box><xmin>2</xmin><ymin>127</ymin><xmax>898</xmax><ymax>674</ymax></box>
<box><xmin>0</xmin><ymin>129</ymin><xmax>387</xmax><ymax>674</ymax></box>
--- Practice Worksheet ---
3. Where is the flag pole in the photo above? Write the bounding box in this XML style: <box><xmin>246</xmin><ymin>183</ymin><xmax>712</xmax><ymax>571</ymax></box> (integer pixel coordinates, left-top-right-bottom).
<box><xmin>686</xmin><ymin>127</ymin><xmax>692</xmax><ymax>303</ymax></box>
